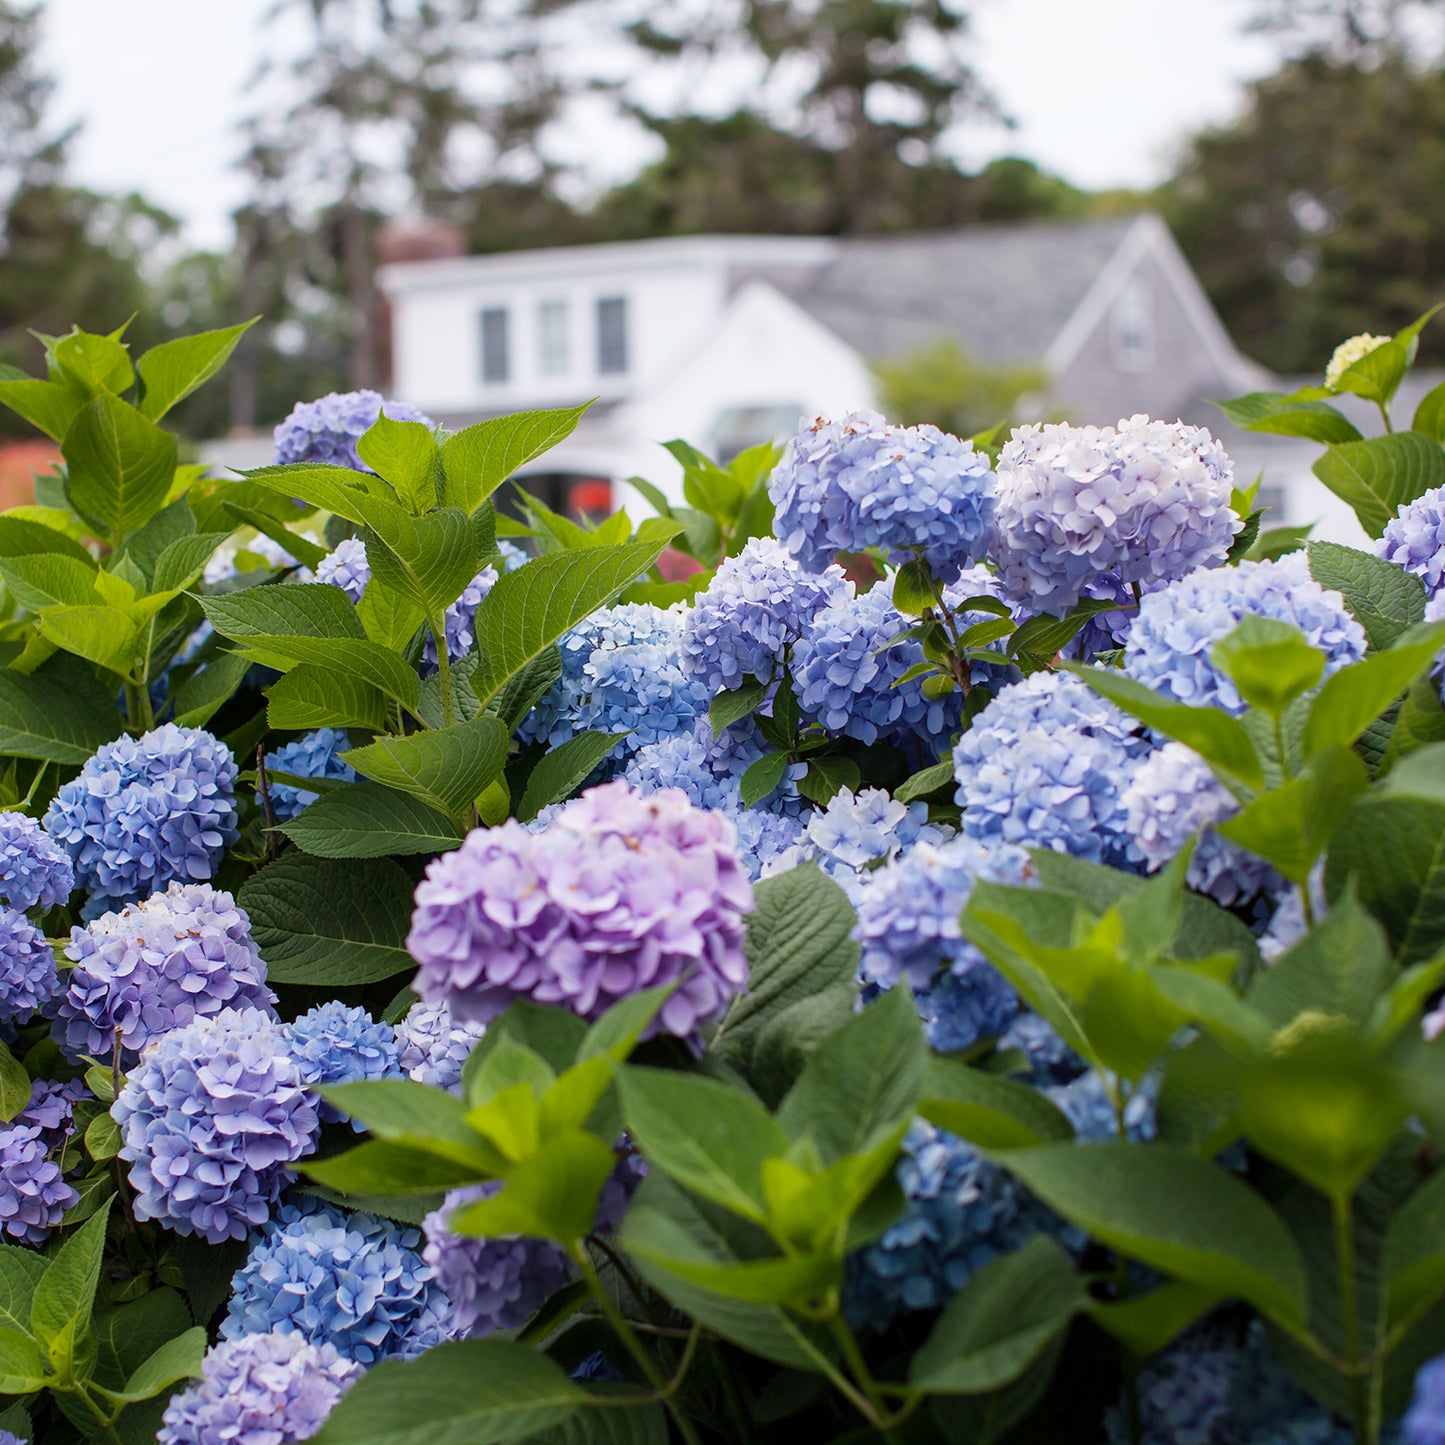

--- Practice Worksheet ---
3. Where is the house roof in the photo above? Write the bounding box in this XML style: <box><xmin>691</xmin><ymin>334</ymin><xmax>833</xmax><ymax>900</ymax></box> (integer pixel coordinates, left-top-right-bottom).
<box><xmin>779</xmin><ymin>215</ymin><xmax>1143</xmax><ymax>367</ymax></box>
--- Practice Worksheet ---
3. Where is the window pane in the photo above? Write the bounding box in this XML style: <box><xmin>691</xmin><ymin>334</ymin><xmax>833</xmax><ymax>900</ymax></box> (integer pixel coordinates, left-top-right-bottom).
<box><xmin>480</xmin><ymin>307</ymin><xmax>509</xmax><ymax>384</ymax></box>
<box><xmin>537</xmin><ymin>300</ymin><xmax>569</xmax><ymax>377</ymax></box>
<box><xmin>596</xmin><ymin>296</ymin><xmax>628</xmax><ymax>375</ymax></box>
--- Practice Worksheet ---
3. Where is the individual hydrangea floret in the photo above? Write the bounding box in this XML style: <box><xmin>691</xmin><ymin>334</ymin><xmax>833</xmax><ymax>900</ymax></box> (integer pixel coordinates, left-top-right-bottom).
<box><xmin>113</xmin><ymin>1007</ymin><xmax>319</xmax><ymax>1242</ymax></box>
<box><xmin>769</xmin><ymin>409</ymin><xmax>997</xmax><ymax>580</ymax></box>
<box><xmin>261</xmin><ymin>728</ymin><xmax>357</xmax><ymax>823</ymax></box>
<box><xmin>679</xmin><ymin>537</ymin><xmax>850</xmax><ymax>692</ymax></box>
<box><xmin>1377</xmin><ymin>484</ymin><xmax>1445</xmax><ymax>596</ymax></box>
<box><xmin>393</xmin><ymin>999</ymin><xmax>486</xmax><ymax>1093</ymax></box>
<box><xmin>0</xmin><ymin>810</ymin><xmax>73</xmax><ymax>912</ymax></box>
<box><xmin>420</xmin><ymin>565</ymin><xmax>499</xmax><ymax>675</ymax></box>
<box><xmin>1407</xmin><ymin>1352</ymin><xmax>1445</xmax><ymax>1445</ymax></box>
<box><xmin>54</xmin><ymin>883</ymin><xmax>276</xmax><ymax>1066</ymax></box>
<box><xmin>0</xmin><ymin>907</ymin><xmax>58</xmax><ymax>1025</ymax></box>
<box><xmin>1123</xmin><ymin>553</ymin><xmax>1366</xmax><ymax>715</ymax></box>
<box><xmin>423</xmin><ymin>1184</ymin><xmax>574</xmax><ymax>1337</ymax></box>
<box><xmin>272</xmin><ymin>390</ymin><xmax>435</xmax><ymax>471</ymax></box>
<box><xmin>409</xmin><ymin>781</ymin><xmax>752</xmax><ymax>1039</ymax></box>
<box><xmin>953</xmin><ymin>670</ymin><xmax>1151</xmax><ymax>867</ymax></box>
<box><xmin>158</xmin><ymin>1331</ymin><xmax>361</xmax><ymax>1445</ymax></box>
<box><xmin>282</xmin><ymin>1003</ymin><xmax>400</xmax><ymax>1125</ymax></box>
<box><xmin>1325</xmin><ymin>333</ymin><xmax>1391</xmax><ymax>391</ymax></box>
<box><xmin>0</xmin><ymin>1122</ymin><xmax>77</xmax><ymax>1244</ymax></box>
<box><xmin>222</xmin><ymin>1200</ymin><xmax>451</xmax><ymax>1364</ymax></box>
<box><xmin>316</xmin><ymin>536</ymin><xmax>371</xmax><ymax>603</ymax></box>
<box><xmin>43</xmin><ymin>724</ymin><xmax>239</xmax><ymax>910</ymax></box>
<box><xmin>991</xmin><ymin>415</ymin><xmax>1241</xmax><ymax>611</ymax></box>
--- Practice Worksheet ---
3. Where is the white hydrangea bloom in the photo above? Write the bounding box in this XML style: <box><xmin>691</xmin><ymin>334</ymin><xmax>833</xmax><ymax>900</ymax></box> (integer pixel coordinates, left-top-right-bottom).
<box><xmin>1324</xmin><ymin>333</ymin><xmax>1391</xmax><ymax>391</ymax></box>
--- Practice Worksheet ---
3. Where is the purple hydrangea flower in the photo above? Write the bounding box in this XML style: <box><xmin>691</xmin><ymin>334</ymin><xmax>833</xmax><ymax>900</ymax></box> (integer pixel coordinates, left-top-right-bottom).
<box><xmin>595</xmin><ymin>1144</ymin><xmax>649</xmax><ymax>1235</ymax></box>
<box><xmin>393</xmin><ymin>1000</ymin><xmax>485</xmax><ymax>1093</ymax></box>
<box><xmin>316</xmin><ymin>537</ymin><xmax>371</xmax><ymax>603</ymax></box>
<box><xmin>991</xmin><ymin>415</ymin><xmax>1241</xmax><ymax>611</ymax></box>
<box><xmin>408</xmin><ymin>781</ymin><xmax>753</xmax><ymax>1040</ymax></box>
<box><xmin>422</xmin><ymin>1184</ymin><xmax>575</xmax><ymax>1336</ymax></box>
<box><xmin>0</xmin><ymin>907</ymin><xmax>57</xmax><ymax>1025</ymax></box>
<box><xmin>420</xmin><ymin>566</ymin><xmax>499</xmax><ymax>676</ymax></box>
<box><xmin>1378</xmin><ymin>485</ymin><xmax>1445</xmax><ymax>597</ymax></box>
<box><xmin>953</xmin><ymin>670</ymin><xmax>1152</xmax><ymax>867</ymax></box>
<box><xmin>0</xmin><ymin>1430</ymin><xmax>24</xmax><ymax>1445</ymax></box>
<box><xmin>1258</xmin><ymin>869</ymin><xmax>1329</xmax><ymax>964</ymax></box>
<box><xmin>113</xmin><ymin>1007</ymin><xmax>319</xmax><ymax>1242</ymax></box>
<box><xmin>15</xmin><ymin>1077</ymin><xmax>87</xmax><ymax>1156</ymax></box>
<box><xmin>1123</xmin><ymin>554</ymin><xmax>1366</xmax><ymax>715</ymax></box>
<box><xmin>998</xmin><ymin>1011</ymin><xmax>1086</xmax><ymax>1087</ymax></box>
<box><xmin>54</xmin><ymin>883</ymin><xmax>276</xmax><ymax>1067</ymax></box>
<box><xmin>158</xmin><ymin>1331</ymin><xmax>361</xmax><ymax>1445</ymax></box>
<box><xmin>0</xmin><ymin>1122</ymin><xmax>77</xmax><ymax>1243</ymax></box>
<box><xmin>261</xmin><ymin>728</ymin><xmax>356</xmax><ymax>823</ymax></box>
<box><xmin>282</xmin><ymin>1003</ymin><xmax>400</xmax><ymax>1126</ymax></box>
<box><xmin>680</xmin><ymin>537</ymin><xmax>851</xmax><ymax>692</ymax></box>
<box><xmin>1407</xmin><ymin>1353</ymin><xmax>1445</xmax><ymax>1445</ymax></box>
<box><xmin>1049</xmin><ymin>1069</ymin><xmax>1158</xmax><ymax>1142</ymax></box>
<box><xmin>769</xmin><ymin>410</ymin><xmax>997</xmax><ymax>580</ymax></box>
<box><xmin>0</xmin><ymin>811</ymin><xmax>73</xmax><ymax>912</ymax></box>
<box><xmin>43</xmin><ymin>724</ymin><xmax>239</xmax><ymax>910</ymax></box>
<box><xmin>272</xmin><ymin>390</ymin><xmax>435</xmax><ymax>471</ymax></box>
<box><xmin>222</xmin><ymin>1200</ymin><xmax>451</xmax><ymax>1364</ymax></box>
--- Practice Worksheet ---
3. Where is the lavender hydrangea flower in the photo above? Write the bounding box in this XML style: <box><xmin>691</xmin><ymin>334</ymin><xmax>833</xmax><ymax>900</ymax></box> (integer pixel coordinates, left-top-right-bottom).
<box><xmin>998</xmin><ymin>1011</ymin><xmax>1086</xmax><ymax>1087</ymax></box>
<box><xmin>0</xmin><ymin>1123</ymin><xmax>77</xmax><ymax>1243</ymax></box>
<box><xmin>0</xmin><ymin>908</ymin><xmax>57</xmax><ymax>1025</ymax></box>
<box><xmin>0</xmin><ymin>1430</ymin><xmax>24</xmax><ymax>1445</ymax></box>
<box><xmin>272</xmin><ymin>390</ymin><xmax>435</xmax><ymax>471</ymax></box>
<box><xmin>1049</xmin><ymin>1069</ymin><xmax>1158</xmax><ymax>1142</ymax></box>
<box><xmin>420</xmin><ymin>566</ymin><xmax>499</xmax><ymax>675</ymax></box>
<box><xmin>43</xmin><ymin>724</ymin><xmax>239</xmax><ymax>910</ymax></box>
<box><xmin>422</xmin><ymin>1184</ymin><xmax>574</xmax><ymax>1337</ymax></box>
<box><xmin>991</xmin><ymin>415</ymin><xmax>1241</xmax><ymax>610</ymax></box>
<box><xmin>316</xmin><ymin>537</ymin><xmax>371</xmax><ymax>603</ymax></box>
<box><xmin>0</xmin><ymin>811</ymin><xmax>72</xmax><ymax>912</ymax></box>
<box><xmin>54</xmin><ymin>883</ymin><xmax>276</xmax><ymax>1066</ymax></box>
<box><xmin>787</xmin><ymin>786</ymin><xmax>952</xmax><ymax>879</ymax></box>
<box><xmin>680</xmin><ymin>537</ymin><xmax>850</xmax><ymax>692</ymax></box>
<box><xmin>1406</xmin><ymin>1353</ymin><xmax>1445</xmax><ymax>1445</ymax></box>
<box><xmin>595</xmin><ymin>1145</ymin><xmax>649</xmax><ymax>1235</ymax></box>
<box><xmin>953</xmin><ymin>670</ymin><xmax>1151</xmax><ymax>867</ymax></box>
<box><xmin>1378</xmin><ymin>485</ymin><xmax>1445</xmax><ymax>596</ymax></box>
<box><xmin>113</xmin><ymin>1007</ymin><xmax>319</xmax><ymax>1242</ymax></box>
<box><xmin>282</xmin><ymin>1003</ymin><xmax>400</xmax><ymax>1125</ymax></box>
<box><xmin>261</xmin><ymin>728</ymin><xmax>356</xmax><ymax>823</ymax></box>
<box><xmin>393</xmin><ymin>1000</ymin><xmax>485</xmax><ymax>1093</ymax></box>
<box><xmin>1123</xmin><ymin>554</ymin><xmax>1366</xmax><ymax>714</ymax></box>
<box><xmin>769</xmin><ymin>410</ymin><xmax>997</xmax><ymax>580</ymax></box>
<box><xmin>222</xmin><ymin>1200</ymin><xmax>451</xmax><ymax>1363</ymax></box>
<box><xmin>408</xmin><ymin>781</ymin><xmax>753</xmax><ymax>1040</ymax></box>
<box><xmin>158</xmin><ymin>1331</ymin><xmax>361</xmax><ymax>1445</ymax></box>
<box><xmin>15</xmin><ymin>1077</ymin><xmax>87</xmax><ymax>1156</ymax></box>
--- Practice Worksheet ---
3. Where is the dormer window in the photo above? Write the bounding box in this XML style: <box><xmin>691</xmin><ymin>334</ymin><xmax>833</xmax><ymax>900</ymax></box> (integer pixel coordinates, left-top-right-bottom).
<box><xmin>1110</xmin><ymin>278</ymin><xmax>1153</xmax><ymax>373</ymax></box>
<box><xmin>480</xmin><ymin>307</ymin><xmax>510</xmax><ymax>385</ymax></box>
<box><xmin>596</xmin><ymin>296</ymin><xmax>628</xmax><ymax>375</ymax></box>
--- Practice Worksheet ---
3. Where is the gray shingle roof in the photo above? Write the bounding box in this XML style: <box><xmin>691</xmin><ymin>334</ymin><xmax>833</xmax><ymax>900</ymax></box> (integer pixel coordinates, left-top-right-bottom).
<box><xmin>779</xmin><ymin>215</ymin><xmax>1142</xmax><ymax>366</ymax></box>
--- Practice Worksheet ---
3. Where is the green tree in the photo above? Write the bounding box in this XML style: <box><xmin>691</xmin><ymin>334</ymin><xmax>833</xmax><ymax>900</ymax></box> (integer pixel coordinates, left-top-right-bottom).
<box><xmin>872</xmin><ymin>336</ymin><xmax>1051</xmax><ymax>437</ymax></box>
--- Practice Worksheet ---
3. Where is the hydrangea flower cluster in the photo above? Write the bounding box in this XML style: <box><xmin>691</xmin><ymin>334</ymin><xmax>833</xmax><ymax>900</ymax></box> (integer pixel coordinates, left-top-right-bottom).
<box><xmin>680</xmin><ymin>537</ymin><xmax>850</xmax><ymax>692</ymax></box>
<box><xmin>420</xmin><ymin>565</ymin><xmax>499</xmax><ymax>675</ymax></box>
<box><xmin>281</xmin><ymin>1002</ymin><xmax>400</xmax><ymax>1124</ymax></box>
<box><xmin>316</xmin><ymin>536</ymin><xmax>371</xmax><ymax>602</ymax></box>
<box><xmin>990</xmin><ymin>415</ymin><xmax>1241</xmax><ymax>611</ymax></box>
<box><xmin>113</xmin><ymin>1007</ymin><xmax>318</xmax><ymax>1242</ymax></box>
<box><xmin>1049</xmin><ymin>1069</ymin><xmax>1158</xmax><ymax>1143</ymax></box>
<box><xmin>1377</xmin><ymin>484</ymin><xmax>1445</xmax><ymax>596</ymax></box>
<box><xmin>408</xmin><ymin>781</ymin><xmax>753</xmax><ymax>1039</ymax></box>
<box><xmin>953</xmin><ymin>670</ymin><xmax>1151</xmax><ymax>867</ymax></box>
<box><xmin>16</xmin><ymin>1077</ymin><xmax>87</xmax><ymax>1156</ymax></box>
<box><xmin>54</xmin><ymin>884</ymin><xmax>276</xmax><ymax>1066</ymax></box>
<box><xmin>158</xmin><ymin>1331</ymin><xmax>361</xmax><ymax>1445</ymax></box>
<box><xmin>1407</xmin><ymin>1353</ymin><xmax>1445</xmax><ymax>1445</ymax></box>
<box><xmin>272</xmin><ymin>390</ymin><xmax>435</xmax><ymax>470</ymax></box>
<box><xmin>1123</xmin><ymin>554</ymin><xmax>1366</xmax><ymax>714</ymax></box>
<box><xmin>769</xmin><ymin>410</ymin><xmax>997</xmax><ymax>579</ymax></box>
<box><xmin>0</xmin><ymin>1123</ymin><xmax>77</xmax><ymax>1244</ymax></box>
<box><xmin>0</xmin><ymin>811</ymin><xmax>72</xmax><ymax>912</ymax></box>
<box><xmin>393</xmin><ymin>999</ymin><xmax>486</xmax><ymax>1092</ymax></box>
<box><xmin>261</xmin><ymin>728</ymin><xmax>356</xmax><ymax>822</ymax></box>
<box><xmin>42</xmin><ymin>724</ymin><xmax>239</xmax><ymax>912</ymax></box>
<box><xmin>0</xmin><ymin>908</ymin><xmax>57</xmax><ymax>1025</ymax></box>
<box><xmin>1325</xmin><ymin>333</ymin><xmax>1391</xmax><ymax>391</ymax></box>
<box><xmin>222</xmin><ymin>1200</ymin><xmax>450</xmax><ymax>1363</ymax></box>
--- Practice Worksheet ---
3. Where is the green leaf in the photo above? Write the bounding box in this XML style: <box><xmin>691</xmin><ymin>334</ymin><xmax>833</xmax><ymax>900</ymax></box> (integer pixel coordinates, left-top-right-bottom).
<box><xmin>303</xmin><ymin>1141</ymin><xmax>481</xmax><ymax>1197</ymax></box>
<box><xmin>0</xmin><ymin>1329</ymin><xmax>45</xmax><ymax>1394</ymax></box>
<box><xmin>919</xmin><ymin>1055</ymin><xmax>1074</xmax><ymax>1149</ymax></box>
<box><xmin>489</xmin><ymin>646</ymin><xmax>562</xmax><ymax>733</ymax></box>
<box><xmin>223</xmin><ymin>505</ymin><xmax>329</xmax><ymax>571</ymax></box>
<box><xmin>892</xmin><ymin>559</ymin><xmax>944</xmax><ymax>616</ymax></box>
<box><xmin>244</xmin><ymin>635</ymin><xmax>421</xmax><ymax>712</ymax></box>
<box><xmin>238</xmin><ymin>853</ymin><xmax>416</xmax><ymax>985</ymax></box>
<box><xmin>38</xmin><ymin>605</ymin><xmax>139</xmax><ymax>673</ymax></box>
<box><xmin>1308</xmin><ymin>541</ymin><xmax>1428</xmax><ymax>652</ymax></box>
<box><xmin>311</xmin><ymin>1339</ymin><xmax>583</xmax><ymax>1445</ymax></box>
<box><xmin>516</xmin><ymin>731</ymin><xmax>626</xmax><ymax>822</ymax></box>
<box><xmin>85</xmin><ymin>1111</ymin><xmax>120</xmax><ymax>1162</ymax></box>
<box><xmin>795</xmin><ymin>755</ymin><xmax>860</xmax><ymax>806</ymax></box>
<box><xmin>0</xmin><ymin>654</ymin><xmax>123</xmax><ymax>762</ymax></box>
<box><xmin>152</xmin><ymin>532</ymin><xmax>235</xmax><ymax>594</ymax></box>
<box><xmin>469</xmin><ymin>541</ymin><xmax>677</xmax><ymax>712</ymax></box>
<box><xmin>440</xmin><ymin>404</ymin><xmax>591</xmax><ymax>515</ymax></box>
<box><xmin>1087</xmin><ymin>1281</ymin><xmax>1226</xmax><ymax>1359</ymax></box>
<box><xmin>51</xmin><ymin>327</ymin><xmax>134</xmax><ymax>396</ymax></box>
<box><xmin>115</xmin><ymin>1327</ymin><xmax>206</xmax><ymax>1402</ymax></box>
<box><xmin>0</xmin><ymin>514</ymin><xmax>94</xmax><ymax>565</ymax></box>
<box><xmin>740</xmin><ymin>750</ymin><xmax>790</xmax><ymax>807</ymax></box>
<box><xmin>1384</xmin><ymin>1167</ymin><xmax>1445</xmax><ymax>1326</ymax></box>
<box><xmin>448</xmin><ymin>1131</ymin><xmax>616</xmax><ymax>1242</ymax></box>
<box><xmin>136</xmin><ymin>321</ymin><xmax>255</xmax><ymax>421</ymax></box>
<box><xmin>279</xmin><ymin>782</ymin><xmax>462</xmax><ymax>858</ymax></box>
<box><xmin>1008</xmin><ymin>599</ymin><xmax>1120</xmax><ymax>662</ymax></box>
<box><xmin>997</xmin><ymin>1143</ymin><xmax>1307</xmax><ymax>1327</ymax></box>
<box><xmin>1214</xmin><ymin>392</ymin><xmax>1363</xmax><ymax>444</ymax></box>
<box><xmin>357</xmin><ymin>414</ymin><xmax>439</xmax><ymax>514</ymax></box>
<box><xmin>517</xmin><ymin>1402</ymin><xmax>667</xmax><ymax>1445</ymax></box>
<box><xmin>1210</xmin><ymin>617</ymin><xmax>1325</xmax><ymax>717</ymax></box>
<box><xmin>266</xmin><ymin>665</ymin><xmax>390</xmax><ymax>733</ymax></box>
<box><xmin>343</xmin><ymin>715</ymin><xmax>508</xmax><ymax>818</ymax></box>
<box><xmin>62</xmin><ymin>393</ymin><xmax>177</xmax><ymax>545</ymax></box>
<box><xmin>0</xmin><ymin>553</ymin><xmax>98</xmax><ymax>612</ymax></box>
<box><xmin>0</xmin><ymin>1245</ymin><xmax>45</xmax><ymax>1334</ymax></box>
<box><xmin>201</xmin><ymin>581</ymin><xmax>366</xmax><ymax>642</ymax></box>
<box><xmin>1413</xmin><ymin>381</ymin><xmax>1445</xmax><ymax>440</ymax></box>
<box><xmin>31</xmin><ymin>1199</ymin><xmax>112</xmax><ymax>1376</ymax></box>
<box><xmin>709</xmin><ymin>680</ymin><xmax>768</xmax><ymax>733</ymax></box>
<box><xmin>1304</xmin><ymin>628</ymin><xmax>1445</xmax><ymax>757</ymax></box>
<box><xmin>173</xmin><ymin>651</ymin><xmax>254</xmax><ymax>729</ymax></box>
<box><xmin>1246</xmin><ymin>523</ymin><xmax>1314</xmax><ymax>562</ymax></box>
<box><xmin>363</xmin><ymin>508</ymin><xmax>482</xmax><ymax>623</ymax></box>
<box><xmin>1313</xmin><ymin>433</ymin><xmax>1445</xmax><ymax>540</ymax></box>
<box><xmin>895</xmin><ymin>758</ymin><xmax>956</xmax><ymax>803</ymax></box>
<box><xmin>0</xmin><ymin>1043</ymin><xmax>28</xmax><ymax>1125</ymax></box>
<box><xmin>0</xmin><ymin>378</ymin><xmax>82</xmax><ymax>441</ymax></box>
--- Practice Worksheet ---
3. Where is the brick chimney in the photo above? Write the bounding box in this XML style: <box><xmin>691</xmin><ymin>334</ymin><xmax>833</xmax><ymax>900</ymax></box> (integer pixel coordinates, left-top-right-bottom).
<box><xmin>375</xmin><ymin>217</ymin><xmax>467</xmax><ymax>392</ymax></box>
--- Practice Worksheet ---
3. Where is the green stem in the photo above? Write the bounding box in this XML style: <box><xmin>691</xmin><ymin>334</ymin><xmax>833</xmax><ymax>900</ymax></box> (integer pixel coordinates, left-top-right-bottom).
<box><xmin>428</xmin><ymin>611</ymin><xmax>457</xmax><ymax>729</ymax></box>
<box><xmin>1378</xmin><ymin>401</ymin><xmax>1394</xmax><ymax>434</ymax></box>
<box><xmin>67</xmin><ymin>1383</ymin><xmax>122</xmax><ymax>1444</ymax></box>
<box><xmin>1333</xmin><ymin>1194</ymin><xmax>1370</xmax><ymax>1445</ymax></box>
<box><xmin>124</xmin><ymin>678</ymin><xmax>154</xmax><ymax>733</ymax></box>
<box><xmin>827</xmin><ymin>1313</ymin><xmax>901</xmax><ymax>1442</ymax></box>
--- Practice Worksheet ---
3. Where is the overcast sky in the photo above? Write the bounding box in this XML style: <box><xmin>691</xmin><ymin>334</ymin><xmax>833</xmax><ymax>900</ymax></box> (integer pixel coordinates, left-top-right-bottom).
<box><xmin>35</xmin><ymin>0</ymin><xmax>1280</xmax><ymax>251</ymax></box>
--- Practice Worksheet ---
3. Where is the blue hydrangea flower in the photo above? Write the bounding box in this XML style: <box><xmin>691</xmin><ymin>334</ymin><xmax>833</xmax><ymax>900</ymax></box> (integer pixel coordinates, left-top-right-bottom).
<box><xmin>1258</xmin><ymin>868</ymin><xmax>1329</xmax><ymax>964</ymax></box>
<box><xmin>0</xmin><ymin>811</ymin><xmax>73</xmax><ymax>912</ymax></box>
<box><xmin>222</xmin><ymin>1200</ymin><xmax>451</xmax><ymax>1364</ymax></box>
<box><xmin>595</xmin><ymin>1145</ymin><xmax>649</xmax><ymax>1235</ymax></box>
<box><xmin>844</xmin><ymin>1120</ymin><xmax>1031</xmax><ymax>1327</ymax></box>
<box><xmin>316</xmin><ymin>537</ymin><xmax>371</xmax><ymax>603</ymax></box>
<box><xmin>0</xmin><ymin>1429</ymin><xmax>24</xmax><ymax>1445</ymax></box>
<box><xmin>422</xmin><ymin>1184</ymin><xmax>574</xmax><ymax>1336</ymax></box>
<box><xmin>282</xmin><ymin>1003</ymin><xmax>400</xmax><ymax>1126</ymax></box>
<box><xmin>113</xmin><ymin>1007</ymin><xmax>319</xmax><ymax>1242</ymax></box>
<box><xmin>787</xmin><ymin>786</ymin><xmax>953</xmax><ymax>882</ymax></box>
<box><xmin>998</xmin><ymin>1011</ymin><xmax>1086</xmax><ymax>1087</ymax></box>
<box><xmin>0</xmin><ymin>1122</ymin><xmax>77</xmax><ymax>1243</ymax></box>
<box><xmin>680</xmin><ymin>537</ymin><xmax>850</xmax><ymax>692</ymax></box>
<box><xmin>272</xmin><ymin>390</ymin><xmax>435</xmax><ymax>471</ymax></box>
<box><xmin>159</xmin><ymin>1331</ymin><xmax>361</xmax><ymax>1445</ymax></box>
<box><xmin>1123</xmin><ymin>554</ymin><xmax>1366</xmax><ymax>714</ymax></box>
<box><xmin>393</xmin><ymin>1000</ymin><xmax>485</xmax><ymax>1093</ymax></box>
<box><xmin>769</xmin><ymin>410</ymin><xmax>997</xmax><ymax>580</ymax></box>
<box><xmin>1049</xmin><ymin>1069</ymin><xmax>1158</xmax><ymax>1143</ymax></box>
<box><xmin>1407</xmin><ymin>1352</ymin><xmax>1445</xmax><ymax>1445</ymax></box>
<box><xmin>261</xmin><ymin>728</ymin><xmax>356</xmax><ymax>823</ymax></box>
<box><xmin>43</xmin><ymin>724</ymin><xmax>239</xmax><ymax>910</ymax></box>
<box><xmin>0</xmin><ymin>907</ymin><xmax>57</xmax><ymax>1025</ymax></box>
<box><xmin>992</xmin><ymin>415</ymin><xmax>1241</xmax><ymax>611</ymax></box>
<box><xmin>1378</xmin><ymin>485</ymin><xmax>1445</xmax><ymax>597</ymax></box>
<box><xmin>16</xmin><ymin>1077</ymin><xmax>87</xmax><ymax>1156</ymax></box>
<box><xmin>953</xmin><ymin>670</ymin><xmax>1151</xmax><ymax>867</ymax></box>
<box><xmin>54</xmin><ymin>883</ymin><xmax>276</xmax><ymax>1066</ymax></box>
<box><xmin>420</xmin><ymin>566</ymin><xmax>499</xmax><ymax>676</ymax></box>
<box><xmin>792</xmin><ymin>577</ymin><xmax>962</xmax><ymax>750</ymax></box>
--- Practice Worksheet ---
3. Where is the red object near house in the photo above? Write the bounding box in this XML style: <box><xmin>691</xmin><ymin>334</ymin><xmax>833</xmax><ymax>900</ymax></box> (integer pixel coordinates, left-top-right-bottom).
<box><xmin>0</xmin><ymin>441</ymin><xmax>57</xmax><ymax>511</ymax></box>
